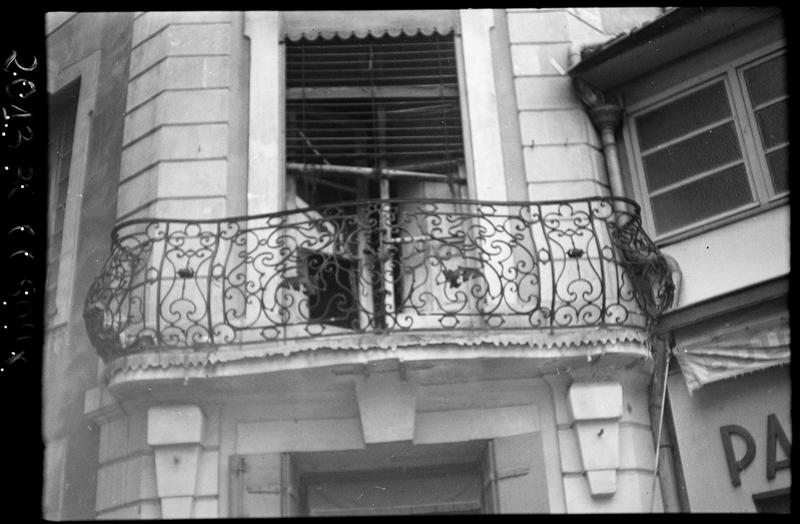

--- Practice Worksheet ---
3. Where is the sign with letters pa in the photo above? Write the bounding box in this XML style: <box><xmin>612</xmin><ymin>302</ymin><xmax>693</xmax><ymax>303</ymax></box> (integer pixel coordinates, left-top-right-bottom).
<box><xmin>719</xmin><ymin>414</ymin><xmax>791</xmax><ymax>487</ymax></box>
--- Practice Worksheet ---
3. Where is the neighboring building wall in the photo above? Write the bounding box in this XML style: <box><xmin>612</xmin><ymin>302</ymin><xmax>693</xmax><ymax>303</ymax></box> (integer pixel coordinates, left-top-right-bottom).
<box><xmin>579</xmin><ymin>8</ymin><xmax>791</xmax><ymax>513</ymax></box>
<box><xmin>94</xmin><ymin>408</ymin><xmax>160</xmax><ymax>519</ymax></box>
<box><xmin>660</xmin><ymin>207</ymin><xmax>789</xmax><ymax>307</ymax></box>
<box><xmin>668</xmin><ymin>365</ymin><xmax>791</xmax><ymax>511</ymax></box>
<box><xmin>44</xmin><ymin>12</ymin><xmax>134</xmax><ymax>520</ymax></box>
<box><xmin>613</xmin><ymin>14</ymin><xmax>788</xmax><ymax>309</ymax></box>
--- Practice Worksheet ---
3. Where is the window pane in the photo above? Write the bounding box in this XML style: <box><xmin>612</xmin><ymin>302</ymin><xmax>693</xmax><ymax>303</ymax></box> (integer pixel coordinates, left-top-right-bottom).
<box><xmin>744</xmin><ymin>54</ymin><xmax>787</xmax><ymax>107</ymax></box>
<box><xmin>637</xmin><ymin>82</ymin><xmax>731</xmax><ymax>150</ymax></box>
<box><xmin>642</xmin><ymin>122</ymin><xmax>743</xmax><ymax>192</ymax></box>
<box><xmin>651</xmin><ymin>164</ymin><xmax>753</xmax><ymax>234</ymax></box>
<box><xmin>755</xmin><ymin>99</ymin><xmax>788</xmax><ymax>149</ymax></box>
<box><xmin>766</xmin><ymin>146</ymin><xmax>789</xmax><ymax>194</ymax></box>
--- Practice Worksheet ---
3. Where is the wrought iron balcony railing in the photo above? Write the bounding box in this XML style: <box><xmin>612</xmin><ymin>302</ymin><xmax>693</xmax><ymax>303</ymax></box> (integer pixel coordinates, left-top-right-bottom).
<box><xmin>84</xmin><ymin>197</ymin><xmax>674</xmax><ymax>362</ymax></box>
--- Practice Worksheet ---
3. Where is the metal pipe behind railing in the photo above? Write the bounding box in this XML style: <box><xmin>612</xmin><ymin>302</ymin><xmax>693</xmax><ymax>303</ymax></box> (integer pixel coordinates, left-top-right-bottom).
<box><xmin>286</xmin><ymin>161</ymin><xmax>467</xmax><ymax>183</ymax></box>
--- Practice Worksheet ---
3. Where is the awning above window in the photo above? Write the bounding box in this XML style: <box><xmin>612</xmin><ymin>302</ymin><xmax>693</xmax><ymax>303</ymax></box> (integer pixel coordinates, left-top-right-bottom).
<box><xmin>673</xmin><ymin>313</ymin><xmax>790</xmax><ymax>394</ymax></box>
<box><xmin>281</xmin><ymin>10</ymin><xmax>458</xmax><ymax>41</ymax></box>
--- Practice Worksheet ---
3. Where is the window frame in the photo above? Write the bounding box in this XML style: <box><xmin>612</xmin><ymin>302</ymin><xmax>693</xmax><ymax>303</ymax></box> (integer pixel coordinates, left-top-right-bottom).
<box><xmin>736</xmin><ymin>49</ymin><xmax>790</xmax><ymax>201</ymax></box>
<box><xmin>622</xmin><ymin>41</ymin><xmax>788</xmax><ymax>244</ymax></box>
<box><xmin>245</xmin><ymin>10</ymin><xmax>523</xmax><ymax>218</ymax></box>
<box><xmin>46</xmin><ymin>80</ymin><xmax>81</xmax><ymax>322</ymax></box>
<box><xmin>44</xmin><ymin>49</ymin><xmax>101</xmax><ymax>330</ymax></box>
<box><xmin>282</xmin><ymin>30</ymin><xmax>468</xmax><ymax>205</ymax></box>
<box><xmin>280</xmin><ymin>30</ymin><xmax>470</xmax><ymax>333</ymax></box>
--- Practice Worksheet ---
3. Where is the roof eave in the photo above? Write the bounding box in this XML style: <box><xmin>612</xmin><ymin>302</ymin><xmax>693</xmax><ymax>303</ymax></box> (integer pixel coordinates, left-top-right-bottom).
<box><xmin>568</xmin><ymin>6</ymin><xmax>783</xmax><ymax>90</ymax></box>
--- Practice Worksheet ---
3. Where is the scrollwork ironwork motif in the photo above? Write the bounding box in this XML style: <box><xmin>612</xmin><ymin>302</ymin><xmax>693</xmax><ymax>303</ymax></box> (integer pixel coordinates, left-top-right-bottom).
<box><xmin>84</xmin><ymin>197</ymin><xmax>674</xmax><ymax>361</ymax></box>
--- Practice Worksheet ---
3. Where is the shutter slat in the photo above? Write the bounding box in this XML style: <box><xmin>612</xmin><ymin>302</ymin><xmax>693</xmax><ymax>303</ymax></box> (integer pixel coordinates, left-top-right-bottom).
<box><xmin>286</xmin><ymin>32</ymin><xmax>464</xmax><ymax>176</ymax></box>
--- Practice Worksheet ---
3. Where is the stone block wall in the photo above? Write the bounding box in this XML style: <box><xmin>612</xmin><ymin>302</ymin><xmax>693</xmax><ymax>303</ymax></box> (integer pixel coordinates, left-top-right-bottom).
<box><xmin>118</xmin><ymin>12</ymin><xmax>239</xmax><ymax>222</ymax></box>
<box><xmin>94</xmin><ymin>409</ymin><xmax>160</xmax><ymax>519</ymax></box>
<box><xmin>92</xmin><ymin>404</ymin><xmax>223</xmax><ymax>519</ymax></box>
<box><xmin>212</xmin><ymin>371</ymin><xmax>562</xmax><ymax>516</ymax></box>
<box><xmin>546</xmin><ymin>366</ymin><xmax>663</xmax><ymax>512</ymax></box>
<box><xmin>505</xmin><ymin>8</ymin><xmax>609</xmax><ymax>201</ymax></box>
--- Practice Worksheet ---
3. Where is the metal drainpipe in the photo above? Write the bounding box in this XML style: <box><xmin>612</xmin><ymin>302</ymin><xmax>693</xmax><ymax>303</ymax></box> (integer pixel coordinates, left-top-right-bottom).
<box><xmin>574</xmin><ymin>77</ymin><xmax>685</xmax><ymax>511</ymax></box>
<box><xmin>592</xmin><ymin>100</ymin><xmax>684</xmax><ymax>308</ymax></box>
<box><xmin>576</xmin><ymin>78</ymin><xmax>684</xmax><ymax>309</ymax></box>
<box><xmin>589</xmin><ymin>104</ymin><xmax>625</xmax><ymax>199</ymax></box>
<box><xmin>572</xmin><ymin>77</ymin><xmax>626</xmax><ymax>199</ymax></box>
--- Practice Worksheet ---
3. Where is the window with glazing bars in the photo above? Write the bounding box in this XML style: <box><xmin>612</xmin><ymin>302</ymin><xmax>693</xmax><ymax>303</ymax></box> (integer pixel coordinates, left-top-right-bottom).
<box><xmin>631</xmin><ymin>49</ymin><xmax>788</xmax><ymax>238</ymax></box>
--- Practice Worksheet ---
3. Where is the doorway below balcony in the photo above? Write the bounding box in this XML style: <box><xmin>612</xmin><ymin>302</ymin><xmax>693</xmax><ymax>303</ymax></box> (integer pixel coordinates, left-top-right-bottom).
<box><xmin>231</xmin><ymin>440</ymin><xmax>491</xmax><ymax>516</ymax></box>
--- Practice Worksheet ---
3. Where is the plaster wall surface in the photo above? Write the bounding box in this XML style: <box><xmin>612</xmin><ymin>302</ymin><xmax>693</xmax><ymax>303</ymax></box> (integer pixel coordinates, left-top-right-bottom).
<box><xmin>668</xmin><ymin>365</ymin><xmax>791</xmax><ymax>512</ymax></box>
<box><xmin>661</xmin><ymin>205</ymin><xmax>789</xmax><ymax>308</ymax></box>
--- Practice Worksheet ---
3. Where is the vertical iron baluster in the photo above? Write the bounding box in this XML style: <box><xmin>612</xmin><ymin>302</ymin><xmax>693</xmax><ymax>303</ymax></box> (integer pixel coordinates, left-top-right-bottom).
<box><xmin>585</xmin><ymin>200</ymin><xmax>607</xmax><ymax>327</ymax></box>
<box><xmin>540</xmin><ymin>203</ymin><xmax>558</xmax><ymax>329</ymax></box>
<box><xmin>356</xmin><ymin>196</ymin><xmax>375</xmax><ymax>330</ymax></box>
<box><xmin>380</xmin><ymin>181</ymin><xmax>395</xmax><ymax>325</ymax></box>
<box><xmin>155</xmin><ymin>222</ymin><xmax>168</xmax><ymax>348</ymax></box>
<box><xmin>206</xmin><ymin>222</ymin><xmax>220</xmax><ymax>344</ymax></box>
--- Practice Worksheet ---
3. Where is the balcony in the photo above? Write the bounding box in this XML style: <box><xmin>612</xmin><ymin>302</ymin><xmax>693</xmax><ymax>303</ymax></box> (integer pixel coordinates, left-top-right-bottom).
<box><xmin>84</xmin><ymin>197</ymin><xmax>674</xmax><ymax>363</ymax></box>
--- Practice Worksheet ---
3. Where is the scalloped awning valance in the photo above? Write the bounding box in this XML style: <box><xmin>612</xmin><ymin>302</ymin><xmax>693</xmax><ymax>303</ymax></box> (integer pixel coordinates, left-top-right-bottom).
<box><xmin>281</xmin><ymin>10</ymin><xmax>458</xmax><ymax>41</ymax></box>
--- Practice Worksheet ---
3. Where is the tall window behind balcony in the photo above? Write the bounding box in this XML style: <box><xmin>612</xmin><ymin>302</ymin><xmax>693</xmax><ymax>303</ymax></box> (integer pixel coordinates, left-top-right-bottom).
<box><xmin>284</xmin><ymin>32</ymin><xmax>467</xmax><ymax>331</ymax></box>
<box><xmin>285</xmin><ymin>31</ymin><xmax>465</xmax><ymax>201</ymax></box>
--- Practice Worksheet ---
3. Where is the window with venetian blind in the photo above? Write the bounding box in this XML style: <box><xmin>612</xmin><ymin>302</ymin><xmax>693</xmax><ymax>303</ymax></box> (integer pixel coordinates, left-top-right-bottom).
<box><xmin>282</xmin><ymin>30</ymin><xmax>467</xmax><ymax>330</ymax></box>
<box><xmin>630</xmin><ymin>49</ymin><xmax>788</xmax><ymax>238</ymax></box>
<box><xmin>285</xmin><ymin>31</ymin><xmax>465</xmax><ymax>203</ymax></box>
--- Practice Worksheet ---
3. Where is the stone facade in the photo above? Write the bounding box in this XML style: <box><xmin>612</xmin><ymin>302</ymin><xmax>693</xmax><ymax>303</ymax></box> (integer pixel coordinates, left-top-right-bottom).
<box><xmin>43</xmin><ymin>8</ymin><xmax>713</xmax><ymax>518</ymax></box>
